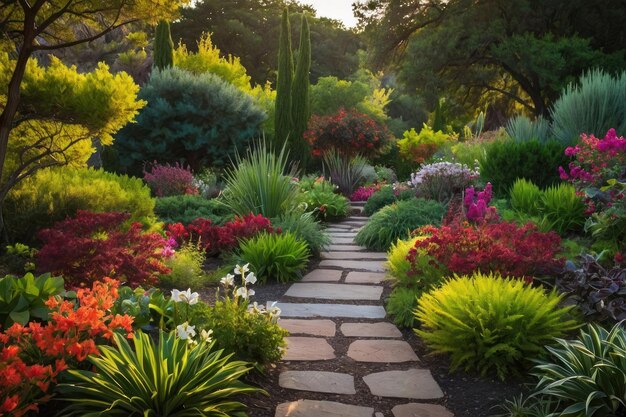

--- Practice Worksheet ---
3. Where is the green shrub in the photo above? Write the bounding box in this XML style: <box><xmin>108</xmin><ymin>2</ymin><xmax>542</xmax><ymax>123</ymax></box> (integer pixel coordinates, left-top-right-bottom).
<box><xmin>551</xmin><ymin>69</ymin><xmax>626</xmax><ymax>145</ymax></box>
<box><xmin>154</xmin><ymin>195</ymin><xmax>229</xmax><ymax>225</ymax></box>
<box><xmin>540</xmin><ymin>183</ymin><xmax>586</xmax><ymax>234</ymax></box>
<box><xmin>355</xmin><ymin>198</ymin><xmax>445</xmax><ymax>251</ymax></box>
<box><xmin>236</xmin><ymin>232</ymin><xmax>310</xmax><ymax>283</ymax></box>
<box><xmin>160</xmin><ymin>242</ymin><xmax>207</xmax><ymax>289</ymax></box>
<box><xmin>386</xmin><ymin>287</ymin><xmax>422</xmax><ymax>328</ymax></box>
<box><xmin>364</xmin><ymin>186</ymin><xmax>414</xmax><ymax>216</ymax></box>
<box><xmin>374</xmin><ymin>165</ymin><xmax>397</xmax><ymax>183</ymax></box>
<box><xmin>296</xmin><ymin>178</ymin><xmax>349</xmax><ymax>221</ymax></box>
<box><xmin>222</xmin><ymin>143</ymin><xmax>299</xmax><ymax>219</ymax></box>
<box><xmin>322</xmin><ymin>150</ymin><xmax>369</xmax><ymax>196</ymax></box>
<box><xmin>480</xmin><ymin>140</ymin><xmax>568</xmax><ymax>195</ymax></box>
<box><xmin>506</xmin><ymin>115</ymin><xmax>551</xmax><ymax>143</ymax></box>
<box><xmin>510</xmin><ymin>178</ymin><xmax>542</xmax><ymax>215</ymax></box>
<box><xmin>56</xmin><ymin>331</ymin><xmax>261</xmax><ymax>416</ymax></box>
<box><xmin>272</xmin><ymin>211</ymin><xmax>330</xmax><ymax>255</ymax></box>
<box><xmin>415</xmin><ymin>272</ymin><xmax>579</xmax><ymax>380</ymax></box>
<box><xmin>5</xmin><ymin>167</ymin><xmax>156</xmax><ymax>243</ymax></box>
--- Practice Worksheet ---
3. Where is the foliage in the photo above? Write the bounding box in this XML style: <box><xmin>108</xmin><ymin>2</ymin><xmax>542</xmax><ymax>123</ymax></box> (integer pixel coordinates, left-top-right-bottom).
<box><xmin>222</xmin><ymin>143</ymin><xmax>299</xmax><ymax>218</ymax></box>
<box><xmin>271</xmin><ymin>211</ymin><xmax>330</xmax><ymax>256</ymax></box>
<box><xmin>36</xmin><ymin>211</ymin><xmax>170</xmax><ymax>288</ymax></box>
<box><xmin>56</xmin><ymin>330</ymin><xmax>260</xmax><ymax>416</ymax></box>
<box><xmin>386</xmin><ymin>287</ymin><xmax>422</xmax><ymax>328</ymax></box>
<box><xmin>506</xmin><ymin>115</ymin><xmax>551</xmax><ymax>143</ymax></box>
<box><xmin>1</xmin><ymin>243</ymin><xmax>37</xmax><ymax>275</ymax></box>
<box><xmin>291</xmin><ymin>14</ymin><xmax>312</xmax><ymax>165</ymax></box>
<box><xmin>375</xmin><ymin>165</ymin><xmax>397</xmax><ymax>183</ymax></box>
<box><xmin>510</xmin><ymin>178</ymin><xmax>542</xmax><ymax>215</ymax></box>
<box><xmin>556</xmin><ymin>254</ymin><xmax>626</xmax><ymax>323</ymax></box>
<box><xmin>154</xmin><ymin>195</ymin><xmax>228</xmax><ymax>225</ymax></box>
<box><xmin>275</xmin><ymin>8</ymin><xmax>294</xmax><ymax>146</ymax></box>
<box><xmin>350</xmin><ymin>185</ymin><xmax>379</xmax><ymax>202</ymax></box>
<box><xmin>295</xmin><ymin>176</ymin><xmax>349</xmax><ymax>221</ymax></box>
<box><xmin>355</xmin><ymin>198</ymin><xmax>445</xmax><ymax>251</ymax></box>
<box><xmin>0</xmin><ymin>273</ymin><xmax>64</xmax><ymax>328</ymax></box>
<box><xmin>444</xmin><ymin>129</ymin><xmax>508</xmax><ymax>167</ymax></box>
<box><xmin>398</xmin><ymin>125</ymin><xmax>456</xmax><ymax>164</ymax></box>
<box><xmin>481</xmin><ymin>140</ymin><xmax>568</xmax><ymax>195</ymax></box>
<box><xmin>551</xmin><ymin>69</ymin><xmax>626</xmax><ymax>144</ymax></box>
<box><xmin>386</xmin><ymin>236</ymin><xmax>422</xmax><ymax>284</ymax></box>
<box><xmin>415</xmin><ymin>272</ymin><xmax>579</xmax><ymax>380</ymax></box>
<box><xmin>153</xmin><ymin>20</ymin><xmax>174</xmax><ymax>70</ymax></box>
<box><xmin>0</xmin><ymin>278</ymin><xmax>134</xmax><ymax>415</ymax></box>
<box><xmin>236</xmin><ymin>232</ymin><xmax>310</xmax><ymax>284</ymax></box>
<box><xmin>409</xmin><ymin>162</ymin><xmax>478</xmax><ymax>202</ymax></box>
<box><xmin>193</xmin><ymin>168</ymin><xmax>221</xmax><ymax>199</ymax></box>
<box><xmin>363</xmin><ymin>186</ymin><xmax>415</xmax><ymax>216</ymax></box>
<box><xmin>114</xmin><ymin>67</ymin><xmax>266</xmax><ymax>172</ymax></box>
<box><xmin>321</xmin><ymin>150</ymin><xmax>369</xmax><ymax>197</ymax></box>
<box><xmin>585</xmin><ymin>180</ymin><xmax>626</xmax><ymax>254</ymax></box>
<box><xmin>532</xmin><ymin>322</ymin><xmax>626</xmax><ymax>417</ymax></box>
<box><xmin>409</xmin><ymin>221</ymin><xmax>564</xmax><ymax>280</ymax></box>
<box><xmin>143</xmin><ymin>162</ymin><xmax>198</xmax><ymax>197</ymax></box>
<box><xmin>540</xmin><ymin>183</ymin><xmax>587</xmax><ymax>234</ymax></box>
<box><xmin>306</xmin><ymin>108</ymin><xmax>392</xmax><ymax>159</ymax></box>
<box><xmin>160</xmin><ymin>242</ymin><xmax>207</xmax><ymax>289</ymax></box>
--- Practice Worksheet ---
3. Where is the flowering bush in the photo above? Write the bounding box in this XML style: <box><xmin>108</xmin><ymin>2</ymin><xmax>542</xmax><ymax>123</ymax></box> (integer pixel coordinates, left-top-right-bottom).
<box><xmin>409</xmin><ymin>162</ymin><xmax>479</xmax><ymax>202</ymax></box>
<box><xmin>143</xmin><ymin>162</ymin><xmax>198</xmax><ymax>197</ymax></box>
<box><xmin>464</xmin><ymin>183</ymin><xmax>497</xmax><ymax>223</ymax></box>
<box><xmin>304</xmin><ymin>108</ymin><xmax>392</xmax><ymax>158</ymax></box>
<box><xmin>37</xmin><ymin>211</ymin><xmax>170</xmax><ymax>288</ymax></box>
<box><xmin>296</xmin><ymin>176</ymin><xmax>349</xmax><ymax>221</ymax></box>
<box><xmin>397</xmin><ymin>125</ymin><xmax>456</xmax><ymax>164</ymax></box>
<box><xmin>409</xmin><ymin>221</ymin><xmax>564</xmax><ymax>280</ymax></box>
<box><xmin>0</xmin><ymin>278</ymin><xmax>133</xmax><ymax>416</ymax></box>
<box><xmin>350</xmin><ymin>185</ymin><xmax>379</xmax><ymax>201</ymax></box>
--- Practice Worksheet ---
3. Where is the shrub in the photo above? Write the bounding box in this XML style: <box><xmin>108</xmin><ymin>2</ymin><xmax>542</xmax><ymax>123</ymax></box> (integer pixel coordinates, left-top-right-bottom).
<box><xmin>540</xmin><ymin>183</ymin><xmax>586</xmax><ymax>234</ymax></box>
<box><xmin>5</xmin><ymin>167</ymin><xmax>156</xmax><ymax>244</ymax></box>
<box><xmin>143</xmin><ymin>161</ymin><xmax>198</xmax><ymax>196</ymax></box>
<box><xmin>355</xmin><ymin>198</ymin><xmax>446</xmax><ymax>251</ymax></box>
<box><xmin>36</xmin><ymin>211</ymin><xmax>170</xmax><ymax>288</ymax></box>
<box><xmin>114</xmin><ymin>67</ymin><xmax>266</xmax><ymax>172</ymax></box>
<box><xmin>374</xmin><ymin>165</ymin><xmax>397</xmax><ymax>183</ymax></box>
<box><xmin>363</xmin><ymin>186</ymin><xmax>414</xmax><ymax>216</ymax></box>
<box><xmin>56</xmin><ymin>331</ymin><xmax>261</xmax><ymax>416</ymax></box>
<box><xmin>305</xmin><ymin>108</ymin><xmax>392</xmax><ymax>159</ymax></box>
<box><xmin>586</xmin><ymin>180</ymin><xmax>626</xmax><ymax>255</ymax></box>
<box><xmin>160</xmin><ymin>242</ymin><xmax>207</xmax><ymax>289</ymax></box>
<box><xmin>386</xmin><ymin>287</ymin><xmax>422</xmax><ymax>328</ymax></box>
<box><xmin>532</xmin><ymin>322</ymin><xmax>626</xmax><ymax>416</ymax></box>
<box><xmin>154</xmin><ymin>194</ymin><xmax>229</xmax><ymax>225</ymax></box>
<box><xmin>222</xmin><ymin>143</ymin><xmax>299</xmax><ymax>218</ymax></box>
<box><xmin>409</xmin><ymin>162</ymin><xmax>478</xmax><ymax>202</ymax></box>
<box><xmin>386</xmin><ymin>236</ymin><xmax>421</xmax><ymax>283</ymax></box>
<box><xmin>350</xmin><ymin>185</ymin><xmax>379</xmax><ymax>202</ymax></box>
<box><xmin>236</xmin><ymin>232</ymin><xmax>310</xmax><ymax>283</ymax></box>
<box><xmin>463</xmin><ymin>183</ymin><xmax>497</xmax><ymax>223</ymax></box>
<box><xmin>193</xmin><ymin>168</ymin><xmax>221</xmax><ymax>199</ymax></box>
<box><xmin>0</xmin><ymin>272</ymin><xmax>64</xmax><ymax>328</ymax></box>
<box><xmin>0</xmin><ymin>243</ymin><xmax>37</xmax><ymax>275</ymax></box>
<box><xmin>409</xmin><ymin>221</ymin><xmax>564</xmax><ymax>280</ymax></box>
<box><xmin>510</xmin><ymin>178</ymin><xmax>542</xmax><ymax>215</ymax></box>
<box><xmin>397</xmin><ymin>125</ymin><xmax>456</xmax><ymax>164</ymax></box>
<box><xmin>415</xmin><ymin>272</ymin><xmax>579</xmax><ymax>379</ymax></box>
<box><xmin>550</xmin><ymin>69</ymin><xmax>626</xmax><ymax>145</ymax></box>
<box><xmin>506</xmin><ymin>115</ymin><xmax>551</xmax><ymax>143</ymax></box>
<box><xmin>296</xmin><ymin>176</ymin><xmax>350</xmax><ymax>221</ymax></box>
<box><xmin>322</xmin><ymin>150</ymin><xmax>369</xmax><ymax>196</ymax></box>
<box><xmin>480</xmin><ymin>140</ymin><xmax>568</xmax><ymax>195</ymax></box>
<box><xmin>271</xmin><ymin>211</ymin><xmax>330</xmax><ymax>256</ymax></box>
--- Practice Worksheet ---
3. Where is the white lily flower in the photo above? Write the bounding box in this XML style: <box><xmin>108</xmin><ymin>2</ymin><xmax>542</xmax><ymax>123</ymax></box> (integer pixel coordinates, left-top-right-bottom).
<box><xmin>171</xmin><ymin>289</ymin><xmax>182</xmax><ymax>302</ymax></box>
<box><xmin>200</xmin><ymin>329</ymin><xmax>213</xmax><ymax>343</ymax></box>
<box><xmin>245</xmin><ymin>272</ymin><xmax>257</xmax><ymax>285</ymax></box>
<box><xmin>220</xmin><ymin>274</ymin><xmax>235</xmax><ymax>287</ymax></box>
<box><xmin>176</xmin><ymin>322</ymin><xmax>196</xmax><ymax>340</ymax></box>
<box><xmin>247</xmin><ymin>288</ymin><xmax>255</xmax><ymax>297</ymax></box>
<box><xmin>235</xmin><ymin>287</ymin><xmax>249</xmax><ymax>299</ymax></box>
<box><xmin>177</xmin><ymin>288</ymin><xmax>200</xmax><ymax>305</ymax></box>
<box><xmin>248</xmin><ymin>301</ymin><xmax>264</xmax><ymax>314</ymax></box>
<box><xmin>234</xmin><ymin>263</ymin><xmax>250</xmax><ymax>276</ymax></box>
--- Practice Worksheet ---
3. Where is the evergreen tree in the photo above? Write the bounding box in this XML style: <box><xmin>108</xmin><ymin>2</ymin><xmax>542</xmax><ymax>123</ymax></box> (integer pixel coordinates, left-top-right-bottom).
<box><xmin>274</xmin><ymin>8</ymin><xmax>294</xmax><ymax>146</ymax></box>
<box><xmin>153</xmin><ymin>20</ymin><xmax>174</xmax><ymax>70</ymax></box>
<box><xmin>291</xmin><ymin>14</ymin><xmax>312</xmax><ymax>166</ymax></box>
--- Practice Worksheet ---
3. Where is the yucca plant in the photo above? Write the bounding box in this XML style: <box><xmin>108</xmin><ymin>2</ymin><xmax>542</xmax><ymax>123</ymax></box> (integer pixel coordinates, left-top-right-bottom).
<box><xmin>236</xmin><ymin>232</ymin><xmax>310</xmax><ymax>283</ymax></box>
<box><xmin>510</xmin><ymin>178</ymin><xmax>542</xmax><ymax>215</ymax></box>
<box><xmin>506</xmin><ymin>115</ymin><xmax>551</xmax><ymax>143</ymax></box>
<box><xmin>322</xmin><ymin>149</ymin><xmax>368</xmax><ymax>196</ymax></box>
<box><xmin>415</xmin><ymin>272</ymin><xmax>579</xmax><ymax>380</ymax></box>
<box><xmin>532</xmin><ymin>322</ymin><xmax>626</xmax><ymax>417</ymax></box>
<box><xmin>540</xmin><ymin>183</ymin><xmax>586</xmax><ymax>234</ymax></box>
<box><xmin>222</xmin><ymin>142</ymin><xmax>299</xmax><ymax>219</ymax></box>
<box><xmin>56</xmin><ymin>331</ymin><xmax>262</xmax><ymax>416</ymax></box>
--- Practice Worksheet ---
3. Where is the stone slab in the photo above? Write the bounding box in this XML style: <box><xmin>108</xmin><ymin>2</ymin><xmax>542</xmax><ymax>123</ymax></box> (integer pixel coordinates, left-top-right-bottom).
<box><xmin>363</xmin><ymin>369</ymin><xmax>444</xmax><ymax>399</ymax></box>
<box><xmin>392</xmin><ymin>403</ymin><xmax>454</xmax><ymax>417</ymax></box>
<box><xmin>347</xmin><ymin>340</ymin><xmax>418</xmax><ymax>362</ymax></box>
<box><xmin>327</xmin><ymin>230</ymin><xmax>359</xmax><ymax>235</ymax></box>
<box><xmin>330</xmin><ymin>237</ymin><xmax>356</xmax><ymax>244</ymax></box>
<box><xmin>326</xmin><ymin>224</ymin><xmax>353</xmax><ymax>230</ymax></box>
<box><xmin>285</xmin><ymin>283</ymin><xmax>383</xmax><ymax>301</ymax></box>
<box><xmin>280</xmin><ymin>319</ymin><xmax>336</xmax><ymax>337</ymax></box>
<box><xmin>321</xmin><ymin>252</ymin><xmax>386</xmax><ymax>260</ymax></box>
<box><xmin>319</xmin><ymin>260</ymin><xmax>386</xmax><ymax>272</ymax></box>
<box><xmin>327</xmin><ymin>245</ymin><xmax>368</xmax><ymax>251</ymax></box>
<box><xmin>283</xmin><ymin>337</ymin><xmax>335</xmax><ymax>361</ymax></box>
<box><xmin>345</xmin><ymin>271</ymin><xmax>387</xmax><ymax>284</ymax></box>
<box><xmin>279</xmin><ymin>303</ymin><xmax>386</xmax><ymax>319</ymax></box>
<box><xmin>279</xmin><ymin>371</ymin><xmax>356</xmax><ymax>394</ymax></box>
<box><xmin>341</xmin><ymin>322</ymin><xmax>402</xmax><ymax>338</ymax></box>
<box><xmin>275</xmin><ymin>400</ymin><xmax>374</xmax><ymax>417</ymax></box>
<box><xmin>301</xmin><ymin>269</ymin><xmax>342</xmax><ymax>282</ymax></box>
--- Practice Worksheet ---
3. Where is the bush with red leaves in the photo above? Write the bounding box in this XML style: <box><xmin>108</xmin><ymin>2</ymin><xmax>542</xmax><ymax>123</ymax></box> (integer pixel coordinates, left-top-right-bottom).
<box><xmin>36</xmin><ymin>211</ymin><xmax>170</xmax><ymax>288</ymax></box>
<box><xmin>143</xmin><ymin>162</ymin><xmax>198</xmax><ymax>197</ymax></box>
<box><xmin>408</xmin><ymin>221</ymin><xmax>564</xmax><ymax>281</ymax></box>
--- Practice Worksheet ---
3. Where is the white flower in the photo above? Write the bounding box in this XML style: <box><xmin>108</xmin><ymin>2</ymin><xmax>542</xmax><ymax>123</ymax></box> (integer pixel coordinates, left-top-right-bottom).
<box><xmin>176</xmin><ymin>322</ymin><xmax>196</xmax><ymax>340</ymax></box>
<box><xmin>171</xmin><ymin>289</ymin><xmax>182</xmax><ymax>302</ymax></box>
<box><xmin>176</xmin><ymin>288</ymin><xmax>199</xmax><ymax>305</ymax></box>
<box><xmin>266</xmin><ymin>301</ymin><xmax>281</xmax><ymax>323</ymax></box>
<box><xmin>247</xmin><ymin>289</ymin><xmax>255</xmax><ymax>297</ymax></box>
<box><xmin>234</xmin><ymin>263</ymin><xmax>250</xmax><ymax>276</ymax></box>
<box><xmin>220</xmin><ymin>274</ymin><xmax>235</xmax><ymax>287</ymax></box>
<box><xmin>248</xmin><ymin>301</ymin><xmax>264</xmax><ymax>314</ymax></box>
<box><xmin>235</xmin><ymin>287</ymin><xmax>249</xmax><ymax>299</ymax></box>
<box><xmin>245</xmin><ymin>272</ymin><xmax>257</xmax><ymax>285</ymax></box>
<box><xmin>200</xmin><ymin>329</ymin><xmax>213</xmax><ymax>343</ymax></box>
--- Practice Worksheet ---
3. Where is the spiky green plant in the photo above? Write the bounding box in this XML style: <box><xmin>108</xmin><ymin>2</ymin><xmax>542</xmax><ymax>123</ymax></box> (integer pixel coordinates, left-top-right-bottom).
<box><xmin>321</xmin><ymin>149</ymin><xmax>368</xmax><ymax>196</ymax></box>
<box><xmin>271</xmin><ymin>211</ymin><xmax>330</xmax><ymax>255</ymax></box>
<box><xmin>274</xmin><ymin>8</ymin><xmax>294</xmax><ymax>146</ymax></box>
<box><xmin>540</xmin><ymin>183</ymin><xmax>586</xmax><ymax>234</ymax></box>
<box><xmin>290</xmin><ymin>14</ymin><xmax>311</xmax><ymax>166</ymax></box>
<box><xmin>153</xmin><ymin>20</ymin><xmax>174</xmax><ymax>70</ymax></box>
<box><xmin>506</xmin><ymin>115</ymin><xmax>551</xmax><ymax>143</ymax></box>
<box><xmin>510</xmin><ymin>178</ymin><xmax>542</xmax><ymax>215</ymax></box>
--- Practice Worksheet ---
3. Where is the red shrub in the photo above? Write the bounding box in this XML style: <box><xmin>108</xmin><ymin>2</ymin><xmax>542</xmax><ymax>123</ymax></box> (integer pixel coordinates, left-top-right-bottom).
<box><xmin>408</xmin><ymin>221</ymin><xmax>564</xmax><ymax>280</ymax></box>
<box><xmin>36</xmin><ymin>211</ymin><xmax>170</xmax><ymax>288</ymax></box>
<box><xmin>143</xmin><ymin>161</ymin><xmax>198</xmax><ymax>197</ymax></box>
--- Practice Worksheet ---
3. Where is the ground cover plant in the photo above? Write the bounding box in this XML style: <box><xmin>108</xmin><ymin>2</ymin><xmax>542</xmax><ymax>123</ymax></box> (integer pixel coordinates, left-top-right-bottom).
<box><xmin>154</xmin><ymin>194</ymin><xmax>229</xmax><ymax>225</ymax></box>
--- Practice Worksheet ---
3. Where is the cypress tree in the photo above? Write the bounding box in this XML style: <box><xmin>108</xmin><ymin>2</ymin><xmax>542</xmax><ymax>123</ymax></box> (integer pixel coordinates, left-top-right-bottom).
<box><xmin>291</xmin><ymin>14</ymin><xmax>311</xmax><ymax>166</ymax></box>
<box><xmin>153</xmin><ymin>20</ymin><xmax>174</xmax><ymax>70</ymax></box>
<box><xmin>274</xmin><ymin>8</ymin><xmax>294</xmax><ymax>146</ymax></box>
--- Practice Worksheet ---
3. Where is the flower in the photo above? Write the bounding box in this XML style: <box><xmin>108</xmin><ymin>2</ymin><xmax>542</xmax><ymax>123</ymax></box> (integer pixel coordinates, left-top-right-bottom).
<box><xmin>248</xmin><ymin>301</ymin><xmax>264</xmax><ymax>314</ymax></box>
<box><xmin>244</xmin><ymin>272</ymin><xmax>257</xmax><ymax>285</ymax></box>
<box><xmin>235</xmin><ymin>287</ymin><xmax>255</xmax><ymax>299</ymax></box>
<box><xmin>234</xmin><ymin>263</ymin><xmax>250</xmax><ymax>276</ymax></box>
<box><xmin>171</xmin><ymin>288</ymin><xmax>199</xmax><ymax>305</ymax></box>
<box><xmin>200</xmin><ymin>329</ymin><xmax>213</xmax><ymax>343</ymax></box>
<box><xmin>220</xmin><ymin>273</ymin><xmax>235</xmax><ymax>287</ymax></box>
<box><xmin>176</xmin><ymin>322</ymin><xmax>196</xmax><ymax>340</ymax></box>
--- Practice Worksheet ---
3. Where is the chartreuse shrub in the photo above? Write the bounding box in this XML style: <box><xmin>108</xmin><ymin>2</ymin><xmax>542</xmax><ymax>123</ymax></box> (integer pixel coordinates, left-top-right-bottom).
<box><xmin>5</xmin><ymin>167</ymin><xmax>156</xmax><ymax>244</ymax></box>
<box><xmin>236</xmin><ymin>232</ymin><xmax>310</xmax><ymax>283</ymax></box>
<box><xmin>56</xmin><ymin>331</ymin><xmax>261</xmax><ymax>416</ymax></box>
<box><xmin>397</xmin><ymin>124</ymin><xmax>456</xmax><ymax>164</ymax></box>
<box><xmin>0</xmin><ymin>272</ymin><xmax>64</xmax><ymax>328</ymax></box>
<box><xmin>355</xmin><ymin>198</ymin><xmax>445</xmax><ymax>251</ymax></box>
<box><xmin>160</xmin><ymin>242</ymin><xmax>207</xmax><ymax>289</ymax></box>
<box><xmin>154</xmin><ymin>195</ymin><xmax>229</xmax><ymax>225</ymax></box>
<box><xmin>272</xmin><ymin>211</ymin><xmax>330</xmax><ymax>256</ymax></box>
<box><xmin>415</xmin><ymin>272</ymin><xmax>579</xmax><ymax>380</ymax></box>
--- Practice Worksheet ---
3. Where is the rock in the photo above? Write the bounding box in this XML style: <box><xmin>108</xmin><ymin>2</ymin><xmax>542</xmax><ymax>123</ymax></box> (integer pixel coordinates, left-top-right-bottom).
<box><xmin>321</xmin><ymin>252</ymin><xmax>387</xmax><ymax>260</ymax></box>
<box><xmin>340</xmin><ymin>322</ymin><xmax>402</xmax><ymax>338</ymax></box>
<box><xmin>345</xmin><ymin>271</ymin><xmax>387</xmax><ymax>284</ymax></box>
<box><xmin>280</xmin><ymin>319</ymin><xmax>336</xmax><ymax>337</ymax></box>
<box><xmin>347</xmin><ymin>340</ymin><xmax>418</xmax><ymax>363</ymax></box>
<box><xmin>275</xmin><ymin>400</ymin><xmax>374</xmax><ymax>417</ymax></box>
<box><xmin>283</xmin><ymin>337</ymin><xmax>335</xmax><ymax>361</ymax></box>
<box><xmin>363</xmin><ymin>369</ymin><xmax>444</xmax><ymax>399</ymax></box>
<box><xmin>279</xmin><ymin>371</ymin><xmax>356</xmax><ymax>394</ymax></box>
<box><xmin>391</xmin><ymin>403</ymin><xmax>454</xmax><ymax>417</ymax></box>
<box><xmin>285</xmin><ymin>283</ymin><xmax>383</xmax><ymax>301</ymax></box>
<box><xmin>319</xmin><ymin>260</ymin><xmax>386</xmax><ymax>272</ymax></box>
<box><xmin>279</xmin><ymin>303</ymin><xmax>386</xmax><ymax>319</ymax></box>
<box><xmin>301</xmin><ymin>269</ymin><xmax>343</xmax><ymax>282</ymax></box>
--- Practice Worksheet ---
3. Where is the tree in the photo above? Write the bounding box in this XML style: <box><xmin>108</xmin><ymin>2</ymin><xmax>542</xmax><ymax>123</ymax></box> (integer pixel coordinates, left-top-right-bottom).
<box><xmin>274</xmin><ymin>8</ymin><xmax>294</xmax><ymax>146</ymax></box>
<box><xmin>153</xmin><ymin>20</ymin><xmax>174</xmax><ymax>70</ymax></box>
<box><xmin>290</xmin><ymin>14</ymin><xmax>311</xmax><ymax>165</ymax></box>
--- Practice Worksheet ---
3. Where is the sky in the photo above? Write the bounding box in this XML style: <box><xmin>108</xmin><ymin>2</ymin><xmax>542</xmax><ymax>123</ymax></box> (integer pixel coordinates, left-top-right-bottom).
<box><xmin>300</xmin><ymin>0</ymin><xmax>358</xmax><ymax>28</ymax></box>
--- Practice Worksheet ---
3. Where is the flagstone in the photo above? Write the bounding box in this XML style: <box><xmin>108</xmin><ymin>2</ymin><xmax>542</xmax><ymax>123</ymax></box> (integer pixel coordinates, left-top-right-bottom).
<box><xmin>301</xmin><ymin>269</ymin><xmax>342</xmax><ymax>282</ymax></box>
<box><xmin>283</xmin><ymin>337</ymin><xmax>335</xmax><ymax>361</ymax></box>
<box><xmin>285</xmin><ymin>283</ymin><xmax>383</xmax><ymax>301</ymax></box>
<box><xmin>321</xmin><ymin>251</ymin><xmax>386</xmax><ymax>260</ymax></box>
<box><xmin>345</xmin><ymin>271</ymin><xmax>387</xmax><ymax>284</ymax></box>
<box><xmin>347</xmin><ymin>340</ymin><xmax>418</xmax><ymax>362</ymax></box>
<box><xmin>279</xmin><ymin>303</ymin><xmax>386</xmax><ymax>319</ymax></box>
<box><xmin>279</xmin><ymin>371</ymin><xmax>355</xmax><ymax>394</ymax></box>
<box><xmin>363</xmin><ymin>369</ymin><xmax>444</xmax><ymax>399</ymax></box>
<box><xmin>327</xmin><ymin>245</ymin><xmax>368</xmax><ymax>251</ymax></box>
<box><xmin>280</xmin><ymin>319</ymin><xmax>336</xmax><ymax>337</ymax></box>
<box><xmin>340</xmin><ymin>322</ymin><xmax>402</xmax><ymax>338</ymax></box>
<box><xmin>319</xmin><ymin>260</ymin><xmax>386</xmax><ymax>272</ymax></box>
<box><xmin>392</xmin><ymin>403</ymin><xmax>454</xmax><ymax>417</ymax></box>
<box><xmin>275</xmin><ymin>400</ymin><xmax>374</xmax><ymax>417</ymax></box>
<box><xmin>330</xmin><ymin>237</ymin><xmax>356</xmax><ymax>244</ymax></box>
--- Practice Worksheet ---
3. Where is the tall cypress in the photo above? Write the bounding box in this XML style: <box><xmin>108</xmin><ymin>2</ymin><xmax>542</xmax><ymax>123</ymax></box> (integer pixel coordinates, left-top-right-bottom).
<box><xmin>291</xmin><ymin>14</ymin><xmax>311</xmax><ymax>166</ymax></box>
<box><xmin>153</xmin><ymin>20</ymin><xmax>174</xmax><ymax>70</ymax></box>
<box><xmin>274</xmin><ymin>8</ymin><xmax>294</xmax><ymax>146</ymax></box>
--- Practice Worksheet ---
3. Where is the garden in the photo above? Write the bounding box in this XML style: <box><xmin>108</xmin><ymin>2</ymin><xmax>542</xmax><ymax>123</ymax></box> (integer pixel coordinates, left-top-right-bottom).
<box><xmin>0</xmin><ymin>0</ymin><xmax>625</xmax><ymax>416</ymax></box>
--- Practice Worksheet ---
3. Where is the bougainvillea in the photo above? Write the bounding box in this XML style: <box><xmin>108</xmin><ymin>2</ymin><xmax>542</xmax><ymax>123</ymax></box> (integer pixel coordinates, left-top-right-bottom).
<box><xmin>0</xmin><ymin>278</ymin><xmax>133</xmax><ymax>416</ymax></box>
<box><xmin>464</xmin><ymin>183</ymin><xmax>497</xmax><ymax>223</ymax></box>
<box><xmin>408</xmin><ymin>221</ymin><xmax>564</xmax><ymax>281</ymax></box>
<box><xmin>36</xmin><ymin>211</ymin><xmax>170</xmax><ymax>288</ymax></box>
<box><xmin>304</xmin><ymin>108</ymin><xmax>392</xmax><ymax>159</ymax></box>
<box><xmin>143</xmin><ymin>162</ymin><xmax>199</xmax><ymax>197</ymax></box>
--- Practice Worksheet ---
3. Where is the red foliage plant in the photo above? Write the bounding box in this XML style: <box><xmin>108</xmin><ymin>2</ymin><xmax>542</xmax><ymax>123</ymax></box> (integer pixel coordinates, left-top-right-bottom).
<box><xmin>36</xmin><ymin>211</ymin><xmax>170</xmax><ymax>288</ymax></box>
<box><xmin>166</xmin><ymin>213</ymin><xmax>278</xmax><ymax>256</ymax></box>
<box><xmin>408</xmin><ymin>221</ymin><xmax>564</xmax><ymax>281</ymax></box>
<box><xmin>143</xmin><ymin>161</ymin><xmax>198</xmax><ymax>197</ymax></box>
<box><xmin>0</xmin><ymin>278</ymin><xmax>133</xmax><ymax>416</ymax></box>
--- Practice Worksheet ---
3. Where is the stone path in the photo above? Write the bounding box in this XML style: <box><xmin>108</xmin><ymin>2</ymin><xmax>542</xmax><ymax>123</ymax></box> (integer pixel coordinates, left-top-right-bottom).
<box><xmin>273</xmin><ymin>207</ymin><xmax>453</xmax><ymax>417</ymax></box>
